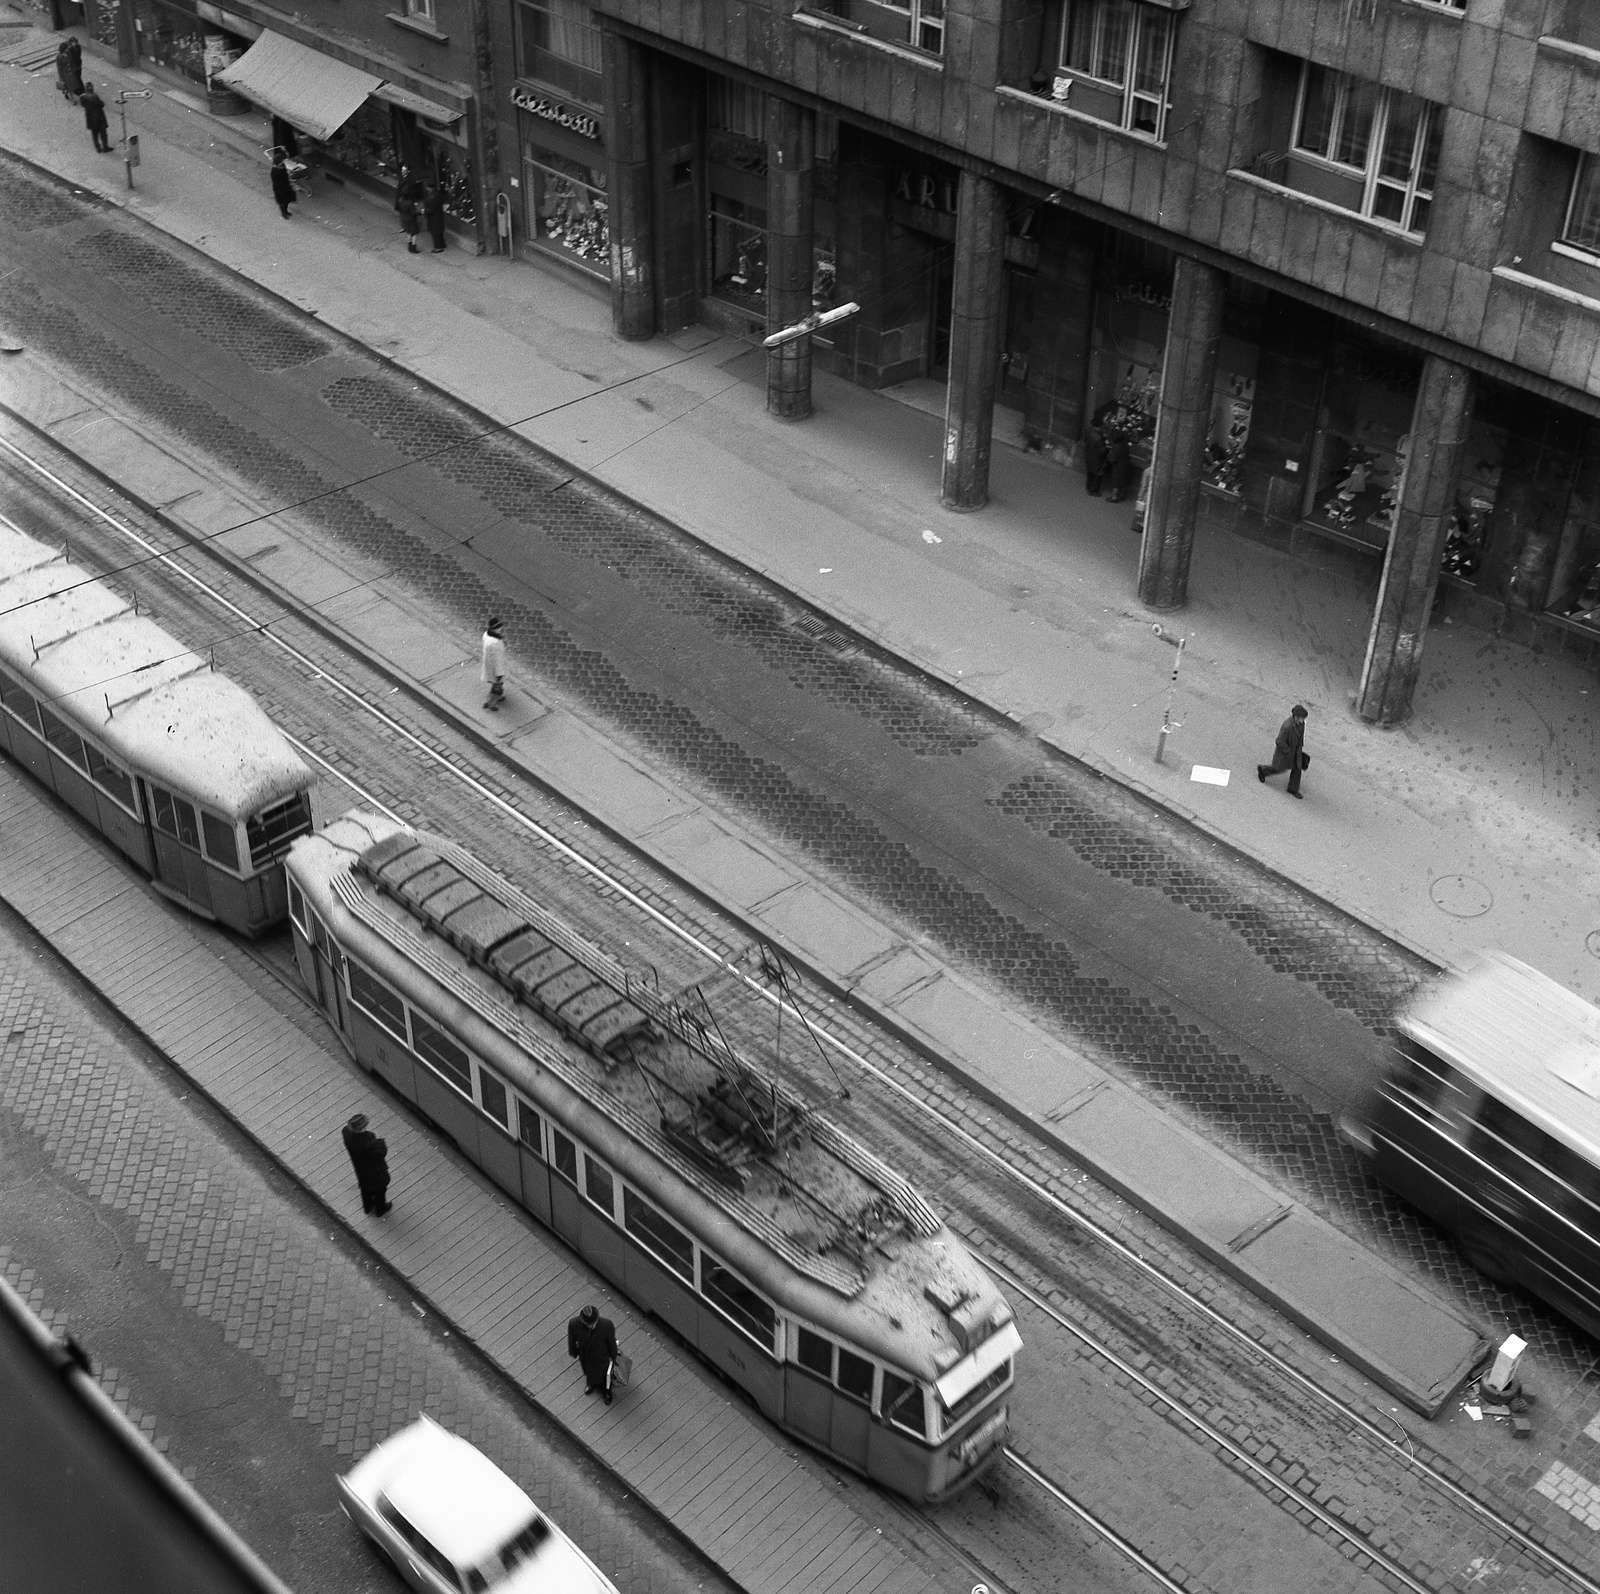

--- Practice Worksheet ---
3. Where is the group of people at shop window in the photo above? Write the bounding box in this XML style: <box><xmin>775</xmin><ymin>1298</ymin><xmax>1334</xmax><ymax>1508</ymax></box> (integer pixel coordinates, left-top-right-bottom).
<box><xmin>1083</xmin><ymin>397</ymin><xmax>1153</xmax><ymax>505</ymax></box>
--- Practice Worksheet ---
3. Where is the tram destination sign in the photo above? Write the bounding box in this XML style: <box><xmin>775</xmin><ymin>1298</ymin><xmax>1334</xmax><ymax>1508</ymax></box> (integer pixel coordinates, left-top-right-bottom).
<box><xmin>510</xmin><ymin>86</ymin><xmax>599</xmax><ymax>140</ymax></box>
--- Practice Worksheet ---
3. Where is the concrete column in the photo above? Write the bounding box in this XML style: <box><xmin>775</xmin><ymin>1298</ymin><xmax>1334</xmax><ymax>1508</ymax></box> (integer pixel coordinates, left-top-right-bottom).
<box><xmin>602</xmin><ymin>30</ymin><xmax>654</xmax><ymax>341</ymax></box>
<box><xmin>1356</xmin><ymin>356</ymin><xmax>1475</xmax><ymax>725</ymax></box>
<box><xmin>1137</xmin><ymin>257</ymin><xmax>1226</xmax><ymax>610</ymax></box>
<box><xmin>765</xmin><ymin>98</ymin><xmax>815</xmax><ymax>419</ymax></box>
<box><xmin>940</xmin><ymin>170</ymin><xmax>1007</xmax><ymax>511</ymax></box>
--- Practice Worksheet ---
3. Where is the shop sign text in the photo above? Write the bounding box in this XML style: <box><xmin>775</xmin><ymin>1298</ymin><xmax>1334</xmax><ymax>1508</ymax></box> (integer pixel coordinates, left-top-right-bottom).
<box><xmin>511</xmin><ymin>86</ymin><xmax>599</xmax><ymax>140</ymax></box>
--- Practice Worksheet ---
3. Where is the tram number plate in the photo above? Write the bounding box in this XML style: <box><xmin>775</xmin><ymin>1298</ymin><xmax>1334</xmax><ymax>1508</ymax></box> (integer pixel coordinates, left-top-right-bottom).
<box><xmin>956</xmin><ymin>1407</ymin><xmax>1008</xmax><ymax>1469</ymax></box>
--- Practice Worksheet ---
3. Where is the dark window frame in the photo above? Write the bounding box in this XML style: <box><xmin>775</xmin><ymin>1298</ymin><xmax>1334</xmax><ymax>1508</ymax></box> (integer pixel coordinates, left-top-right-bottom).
<box><xmin>346</xmin><ymin>961</ymin><xmax>409</xmax><ymax>1044</ymax></box>
<box><xmin>622</xmin><ymin>1187</ymin><xmax>694</xmax><ymax>1281</ymax></box>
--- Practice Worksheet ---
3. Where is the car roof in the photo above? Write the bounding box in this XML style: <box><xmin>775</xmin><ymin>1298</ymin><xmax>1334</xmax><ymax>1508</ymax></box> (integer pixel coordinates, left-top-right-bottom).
<box><xmin>384</xmin><ymin>1428</ymin><xmax>537</xmax><ymax>1569</ymax></box>
<box><xmin>1403</xmin><ymin>952</ymin><xmax>1600</xmax><ymax>1162</ymax></box>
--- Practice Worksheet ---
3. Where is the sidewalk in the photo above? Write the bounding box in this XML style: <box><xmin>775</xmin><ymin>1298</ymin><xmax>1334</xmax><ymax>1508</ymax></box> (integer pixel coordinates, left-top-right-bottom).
<box><xmin>3</xmin><ymin>19</ymin><xmax>1598</xmax><ymax>1000</ymax></box>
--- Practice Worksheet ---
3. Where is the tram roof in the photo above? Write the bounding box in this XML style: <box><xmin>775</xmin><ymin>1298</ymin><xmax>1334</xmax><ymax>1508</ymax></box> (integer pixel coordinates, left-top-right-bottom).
<box><xmin>0</xmin><ymin>538</ymin><xmax>310</xmax><ymax>817</ymax></box>
<box><xmin>1403</xmin><ymin>952</ymin><xmax>1600</xmax><ymax>1161</ymax></box>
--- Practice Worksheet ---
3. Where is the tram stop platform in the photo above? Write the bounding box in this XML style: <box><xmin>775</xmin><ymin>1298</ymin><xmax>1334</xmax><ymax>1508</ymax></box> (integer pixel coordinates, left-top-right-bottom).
<box><xmin>0</xmin><ymin>762</ymin><xmax>942</xmax><ymax>1594</ymax></box>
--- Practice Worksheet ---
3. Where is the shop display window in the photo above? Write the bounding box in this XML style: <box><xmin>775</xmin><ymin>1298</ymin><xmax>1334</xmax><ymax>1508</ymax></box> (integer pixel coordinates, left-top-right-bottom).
<box><xmin>526</xmin><ymin>149</ymin><xmax>609</xmax><ymax>271</ymax></box>
<box><xmin>433</xmin><ymin>145</ymin><xmax>476</xmax><ymax>225</ymax></box>
<box><xmin>1302</xmin><ymin>350</ymin><xmax>1418</xmax><ymax>550</ymax></box>
<box><xmin>708</xmin><ymin>196</ymin><xmax>768</xmax><ymax>314</ymax></box>
<box><xmin>87</xmin><ymin>0</ymin><xmax>121</xmax><ymax>49</ymax></box>
<box><xmin>813</xmin><ymin>242</ymin><xmax>838</xmax><ymax>310</ymax></box>
<box><xmin>323</xmin><ymin>100</ymin><xmax>401</xmax><ymax>184</ymax></box>
<box><xmin>1439</xmin><ymin>419</ymin><xmax>1505</xmax><ymax>583</ymax></box>
<box><xmin>133</xmin><ymin>0</ymin><xmax>208</xmax><ymax>84</ymax></box>
<box><xmin>1202</xmin><ymin>374</ymin><xmax>1255</xmax><ymax>497</ymax></box>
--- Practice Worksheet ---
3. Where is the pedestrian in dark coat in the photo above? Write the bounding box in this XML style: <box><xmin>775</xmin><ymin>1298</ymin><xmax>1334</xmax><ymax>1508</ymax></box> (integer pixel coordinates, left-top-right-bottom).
<box><xmin>55</xmin><ymin>41</ymin><xmax>72</xmax><ymax>100</ymax></box>
<box><xmin>64</xmin><ymin>36</ymin><xmax>84</xmax><ymax>98</ymax></box>
<box><xmin>423</xmin><ymin>182</ymin><xmax>447</xmax><ymax>252</ymax></box>
<box><xmin>341</xmin><ymin>1112</ymin><xmax>392</xmax><ymax>1214</ymax></box>
<box><xmin>270</xmin><ymin>154</ymin><xmax>296</xmax><ymax>219</ymax></box>
<box><xmin>1257</xmin><ymin>704</ymin><xmax>1309</xmax><ymax>798</ymax></box>
<box><xmin>270</xmin><ymin>115</ymin><xmax>300</xmax><ymax>161</ymax></box>
<box><xmin>568</xmin><ymin>1304</ymin><xmax>619</xmax><ymax>1403</ymax></box>
<box><xmin>395</xmin><ymin>166</ymin><xmax>423</xmax><ymax>253</ymax></box>
<box><xmin>80</xmin><ymin>83</ymin><xmax>111</xmax><ymax>153</ymax></box>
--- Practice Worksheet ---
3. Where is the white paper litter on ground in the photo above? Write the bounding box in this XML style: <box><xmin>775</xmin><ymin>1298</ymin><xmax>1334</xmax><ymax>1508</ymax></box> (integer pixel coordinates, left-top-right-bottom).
<box><xmin>1465</xmin><ymin>1404</ymin><xmax>1483</xmax><ymax>1421</ymax></box>
<box><xmin>1190</xmin><ymin>766</ymin><xmax>1231</xmax><ymax>786</ymax></box>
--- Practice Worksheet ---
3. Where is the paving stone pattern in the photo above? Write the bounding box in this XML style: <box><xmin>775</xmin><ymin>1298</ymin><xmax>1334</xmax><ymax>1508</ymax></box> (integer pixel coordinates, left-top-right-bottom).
<box><xmin>0</xmin><ymin>944</ymin><xmax>731</xmax><ymax>1594</ymax></box>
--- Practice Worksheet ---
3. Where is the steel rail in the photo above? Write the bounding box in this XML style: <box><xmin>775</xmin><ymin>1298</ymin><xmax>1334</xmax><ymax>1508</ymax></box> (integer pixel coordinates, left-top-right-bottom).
<box><xmin>3</xmin><ymin>426</ymin><xmax>1594</xmax><ymax>1594</ymax></box>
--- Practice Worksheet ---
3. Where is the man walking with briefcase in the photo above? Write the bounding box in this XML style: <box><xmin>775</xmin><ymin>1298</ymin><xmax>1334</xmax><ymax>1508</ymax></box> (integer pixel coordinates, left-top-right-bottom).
<box><xmin>568</xmin><ymin>1302</ymin><xmax>627</xmax><ymax>1405</ymax></box>
<box><xmin>1257</xmin><ymin>703</ymin><xmax>1310</xmax><ymax>798</ymax></box>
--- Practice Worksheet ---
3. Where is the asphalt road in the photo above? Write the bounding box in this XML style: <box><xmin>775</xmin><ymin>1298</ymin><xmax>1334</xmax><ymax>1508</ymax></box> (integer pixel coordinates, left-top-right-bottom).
<box><xmin>0</xmin><ymin>898</ymin><xmax>735</xmax><ymax>1594</ymax></box>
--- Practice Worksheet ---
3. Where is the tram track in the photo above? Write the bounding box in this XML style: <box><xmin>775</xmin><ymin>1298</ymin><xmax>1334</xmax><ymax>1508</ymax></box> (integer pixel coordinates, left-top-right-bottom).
<box><xmin>3</xmin><ymin>418</ymin><xmax>1597</xmax><ymax>1594</ymax></box>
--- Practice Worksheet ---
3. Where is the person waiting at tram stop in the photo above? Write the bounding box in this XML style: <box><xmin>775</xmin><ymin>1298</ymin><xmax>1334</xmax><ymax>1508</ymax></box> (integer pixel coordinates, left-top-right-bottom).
<box><xmin>1083</xmin><ymin>400</ymin><xmax>1135</xmax><ymax>503</ymax></box>
<box><xmin>567</xmin><ymin>1303</ymin><xmax>619</xmax><ymax>1405</ymax></box>
<box><xmin>341</xmin><ymin>1112</ymin><xmax>392</xmax><ymax>1215</ymax></box>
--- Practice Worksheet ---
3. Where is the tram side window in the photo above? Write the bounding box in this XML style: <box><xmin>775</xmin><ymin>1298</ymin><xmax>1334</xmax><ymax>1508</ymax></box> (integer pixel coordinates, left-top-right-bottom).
<box><xmin>796</xmin><ymin>1326</ymin><xmax>833</xmax><ymax>1378</ymax></box>
<box><xmin>836</xmin><ymin>1347</ymin><xmax>875</xmax><ymax>1404</ymax></box>
<box><xmin>86</xmin><ymin>745</ymin><xmax>137</xmax><ymax>813</ymax></box>
<box><xmin>288</xmin><ymin>879</ymin><xmax>308</xmax><ymax>935</ymax></box>
<box><xmin>0</xmin><ymin>676</ymin><xmax>42</xmax><ymax>737</ymax></box>
<box><xmin>881</xmin><ymin>1369</ymin><xmax>925</xmax><ymax>1438</ymax></box>
<box><xmin>622</xmin><ymin>1188</ymin><xmax>694</xmax><ymax>1281</ymax></box>
<box><xmin>583</xmin><ymin>1156</ymin><xmax>616</xmax><ymax>1219</ymax></box>
<box><xmin>37</xmin><ymin>707</ymin><xmax>88</xmax><ymax>772</ymax></box>
<box><xmin>201</xmin><ymin>810</ymin><xmax>240</xmax><ymax>871</ymax></box>
<box><xmin>412</xmin><ymin>1012</ymin><xmax>472</xmax><ymax>1096</ymax></box>
<box><xmin>517</xmin><ymin>1100</ymin><xmax>543</xmax><ymax>1157</ymax></box>
<box><xmin>477</xmin><ymin>1067</ymin><xmax>509</xmax><ymax>1128</ymax></box>
<box><xmin>347</xmin><ymin>962</ymin><xmax>409</xmax><ymax>1043</ymax></box>
<box><xmin>150</xmin><ymin>785</ymin><xmax>201</xmax><ymax>848</ymax></box>
<box><xmin>1469</xmin><ymin>1096</ymin><xmax>1597</xmax><ymax>1229</ymax></box>
<box><xmin>702</xmin><ymin>1256</ymin><xmax>777</xmax><ymax>1355</ymax></box>
<box><xmin>551</xmin><ymin>1127</ymin><xmax>578</xmax><ymax>1185</ymax></box>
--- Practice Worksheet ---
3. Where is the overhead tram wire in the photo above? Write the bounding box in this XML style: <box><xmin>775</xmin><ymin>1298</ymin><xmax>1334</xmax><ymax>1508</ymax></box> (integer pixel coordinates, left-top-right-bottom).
<box><xmin>7</xmin><ymin>420</ymin><xmax>1599</xmax><ymax>1594</ymax></box>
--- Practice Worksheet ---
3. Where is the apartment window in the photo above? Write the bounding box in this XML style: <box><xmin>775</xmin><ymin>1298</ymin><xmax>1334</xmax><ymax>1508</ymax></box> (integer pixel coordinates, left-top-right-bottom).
<box><xmin>516</xmin><ymin>0</ymin><xmax>602</xmax><ymax>104</ymax></box>
<box><xmin>1059</xmin><ymin>0</ymin><xmax>1174</xmax><ymax>139</ymax></box>
<box><xmin>1564</xmin><ymin>154</ymin><xmax>1600</xmax><ymax>255</ymax></box>
<box><xmin>1293</xmin><ymin>63</ymin><xmax>1442</xmax><ymax>234</ymax></box>
<box><xmin>889</xmin><ymin>0</ymin><xmax>944</xmax><ymax>54</ymax></box>
<box><xmin>404</xmin><ymin>0</ymin><xmax>435</xmax><ymax>21</ymax></box>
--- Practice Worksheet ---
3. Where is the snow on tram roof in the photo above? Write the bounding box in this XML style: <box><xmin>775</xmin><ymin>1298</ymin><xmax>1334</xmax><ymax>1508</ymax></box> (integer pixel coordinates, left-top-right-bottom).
<box><xmin>0</xmin><ymin>534</ymin><xmax>309</xmax><ymax>817</ymax></box>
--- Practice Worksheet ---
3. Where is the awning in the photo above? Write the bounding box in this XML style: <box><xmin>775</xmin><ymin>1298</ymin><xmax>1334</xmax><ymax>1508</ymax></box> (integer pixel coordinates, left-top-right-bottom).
<box><xmin>217</xmin><ymin>30</ymin><xmax>382</xmax><ymax>141</ymax></box>
<box><xmin>935</xmin><ymin>1321</ymin><xmax>1022</xmax><ymax>1410</ymax></box>
<box><xmin>374</xmin><ymin>81</ymin><xmax>463</xmax><ymax>124</ymax></box>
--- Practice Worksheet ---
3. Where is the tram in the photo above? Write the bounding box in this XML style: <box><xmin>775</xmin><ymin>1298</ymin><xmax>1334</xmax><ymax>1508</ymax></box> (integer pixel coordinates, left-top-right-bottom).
<box><xmin>0</xmin><ymin>523</ymin><xmax>314</xmax><ymax>933</ymax></box>
<box><xmin>288</xmin><ymin>809</ymin><xmax>1021</xmax><ymax>1504</ymax></box>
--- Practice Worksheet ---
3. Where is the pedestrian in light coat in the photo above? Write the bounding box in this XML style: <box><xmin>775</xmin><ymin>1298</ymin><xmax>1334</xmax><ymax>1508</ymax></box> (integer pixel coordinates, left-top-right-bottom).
<box><xmin>270</xmin><ymin>154</ymin><xmax>296</xmax><ymax>220</ymax></box>
<box><xmin>1257</xmin><ymin>704</ymin><xmax>1309</xmax><ymax>798</ymax></box>
<box><xmin>423</xmin><ymin>181</ymin><xmax>447</xmax><ymax>252</ymax></box>
<box><xmin>481</xmin><ymin>616</ymin><xmax>506</xmax><ymax>711</ymax></box>
<box><xmin>567</xmin><ymin>1304</ymin><xmax>619</xmax><ymax>1404</ymax></box>
<box><xmin>341</xmin><ymin>1112</ymin><xmax>392</xmax><ymax>1215</ymax></box>
<box><xmin>80</xmin><ymin>83</ymin><xmax>111</xmax><ymax>154</ymax></box>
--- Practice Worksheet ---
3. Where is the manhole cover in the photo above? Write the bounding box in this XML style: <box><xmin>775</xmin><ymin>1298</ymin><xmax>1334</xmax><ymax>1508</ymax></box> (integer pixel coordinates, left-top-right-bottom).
<box><xmin>1430</xmin><ymin>875</ymin><xmax>1493</xmax><ymax>918</ymax></box>
<box><xmin>1586</xmin><ymin>931</ymin><xmax>1600</xmax><ymax>960</ymax></box>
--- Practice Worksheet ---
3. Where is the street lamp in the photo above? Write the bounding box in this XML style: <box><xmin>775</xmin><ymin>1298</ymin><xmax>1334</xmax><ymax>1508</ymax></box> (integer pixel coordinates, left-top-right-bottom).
<box><xmin>114</xmin><ymin>89</ymin><xmax>152</xmax><ymax>191</ymax></box>
<box><xmin>761</xmin><ymin>300</ymin><xmax>860</xmax><ymax>349</ymax></box>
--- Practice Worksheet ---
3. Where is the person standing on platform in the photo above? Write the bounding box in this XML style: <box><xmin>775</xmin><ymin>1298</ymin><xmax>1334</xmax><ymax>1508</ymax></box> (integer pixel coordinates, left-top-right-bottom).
<box><xmin>1257</xmin><ymin>704</ymin><xmax>1309</xmax><ymax>798</ymax></box>
<box><xmin>341</xmin><ymin>1113</ymin><xmax>392</xmax><ymax>1215</ymax></box>
<box><xmin>567</xmin><ymin>1304</ymin><xmax>619</xmax><ymax>1404</ymax></box>
<box><xmin>80</xmin><ymin>83</ymin><xmax>110</xmax><ymax>154</ymax></box>
<box><xmin>481</xmin><ymin>616</ymin><xmax>506</xmax><ymax>711</ymax></box>
<box><xmin>423</xmin><ymin>181</ymin><xmax>447</xmax><ymax>253</ymax></box>
<box><xmin>63</xmin><ymin>36</ymin><xmax>83</xmax><ymax>99</ymax></box>
<box><xmin>395</xmin><ymin>166</ymin><xmax>423</xmax><ymax>253</ymax></box>
<box><xmin>270</xmin><ymin>152</ymin><xmax>296</xmax><ymax>220</ymax></box>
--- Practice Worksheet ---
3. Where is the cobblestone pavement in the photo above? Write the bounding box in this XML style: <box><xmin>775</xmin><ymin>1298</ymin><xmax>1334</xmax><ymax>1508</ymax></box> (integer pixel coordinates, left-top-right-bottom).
<box><xmin>5</xmin><ymin>152</ymin><xmax>1600</xmax><ymax>1589</ymax></box>
<box><xmin>0</xmin><ymin>904</ymin><xmax>737</xmax><ymax>1594</ymax></box>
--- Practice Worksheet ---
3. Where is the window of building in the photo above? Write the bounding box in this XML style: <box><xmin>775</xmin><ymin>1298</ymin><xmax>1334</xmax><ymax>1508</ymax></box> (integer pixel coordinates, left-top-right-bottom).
<box><xmin>523</xmin><ymin>146</ymin><xmax>610</xmax><ymax>274</ymax></box>
<box><xmin>1293</xmin><ymin>63</ymin><xmax>1442</xmax><ymax>235</ymax></box>
<box><xmin>404</xmin><ymin>0</ymin><xmax>435</xmax><ymax>23</ymax></box>
<box><xmin>708</xmin><ymin>195</ymin><xmax>767</xmax><ymax>314</ymax></box>
<box><xmin>1057</xmin><ymin>0</ymin><xmax>1174</xmax><ymax>140</ymax></box>
<box><xmin>515</xmin><ymin>0</ymin><xmax>602</xmax><ymax>105</ymax></box>
<box><xmin>867</xmin><ymin>0</ymin><xmax>944</xmax><ymax>54</ymax></box>
<box><xmin>1564</xmin><ymin>153</ymin><xmax>1600</xmax><ymax>256</ymax></box>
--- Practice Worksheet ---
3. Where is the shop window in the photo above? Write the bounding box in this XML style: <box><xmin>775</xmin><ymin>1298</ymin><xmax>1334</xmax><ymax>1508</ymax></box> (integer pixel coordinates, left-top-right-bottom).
<box><xmin>322</xmin><ymin>100</ymin><xmax>402</xmax><ymax>185</ymax></box>
<box><xmin>708</xmin><ymin>196</ymin><xmax>767</xmax><ymax>314</ymax></box>
<box><xmin>1291</xmin><ymin>64</ymin><xmax>1442</xmax><ymax>236</ymax></box>
<box><xmin>525</xmin><ymin>148</ymin><xmax>610</xmax><ymax>273</ymax></box>
<box><xmin>1057</xmin><ymin>0</ymin><xmax>1175</xmax><ymax>141</ymax></box>
<box><xmin>1439</xmin><ymin>417</ymin><xmax>1505</xmax><ymax>585</ymax></box>
<box><xmin>1563</xmin><ymin>154</ymin><xmax>1600</xmax><ymax>257</ymax></box>
<box><xmin>132</xmin><ymin>0</ymin><xmax>208</xmax><ymax>85</ymax></box>
<box><xmin>516</xmin><ymin>0</ymin><xmax>602</xmax><ymax>106</ymax></box>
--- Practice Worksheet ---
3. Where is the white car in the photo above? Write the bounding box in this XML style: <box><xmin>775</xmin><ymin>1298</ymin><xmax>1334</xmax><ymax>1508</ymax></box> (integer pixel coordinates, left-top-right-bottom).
<box><xmin>338</xmin><ymin>1416</ymin><xmax>620</xmax><ymax>1594</ymax></box>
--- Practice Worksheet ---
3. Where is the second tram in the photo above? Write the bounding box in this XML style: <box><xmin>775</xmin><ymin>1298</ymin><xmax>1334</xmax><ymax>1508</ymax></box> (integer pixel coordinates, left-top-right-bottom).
<box><xmin>288</xmin><ymin>809</ymin><xmax>1020</xmax><ymax>1504</ymax></box>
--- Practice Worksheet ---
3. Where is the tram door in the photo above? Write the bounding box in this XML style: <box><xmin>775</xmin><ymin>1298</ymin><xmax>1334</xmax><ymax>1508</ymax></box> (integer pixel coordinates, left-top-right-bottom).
<box><xmin>309</xmin><ymin>916</ymin><xmax>353</xmax><ymax>1054</ymax></box>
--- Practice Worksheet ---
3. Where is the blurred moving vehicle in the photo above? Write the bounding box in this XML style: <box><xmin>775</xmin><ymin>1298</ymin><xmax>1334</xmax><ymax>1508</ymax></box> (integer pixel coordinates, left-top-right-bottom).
<box><xmin>1340</xmin><ymin>952</ymin><xmax>1600</xmax><ymax>1338</ymax></box>
<box><xmin>337</xmin><ymin>1416</ymin><xmax>619</xmax><ymax>1594</ymax></box>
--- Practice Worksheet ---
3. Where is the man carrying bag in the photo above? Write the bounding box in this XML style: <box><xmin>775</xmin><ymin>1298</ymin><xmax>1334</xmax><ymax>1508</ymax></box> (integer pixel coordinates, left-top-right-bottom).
<box><xmin>567</xmin><ymin>1303</ymin><xmax>628</xmax><ymax>1405</ymax></box>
